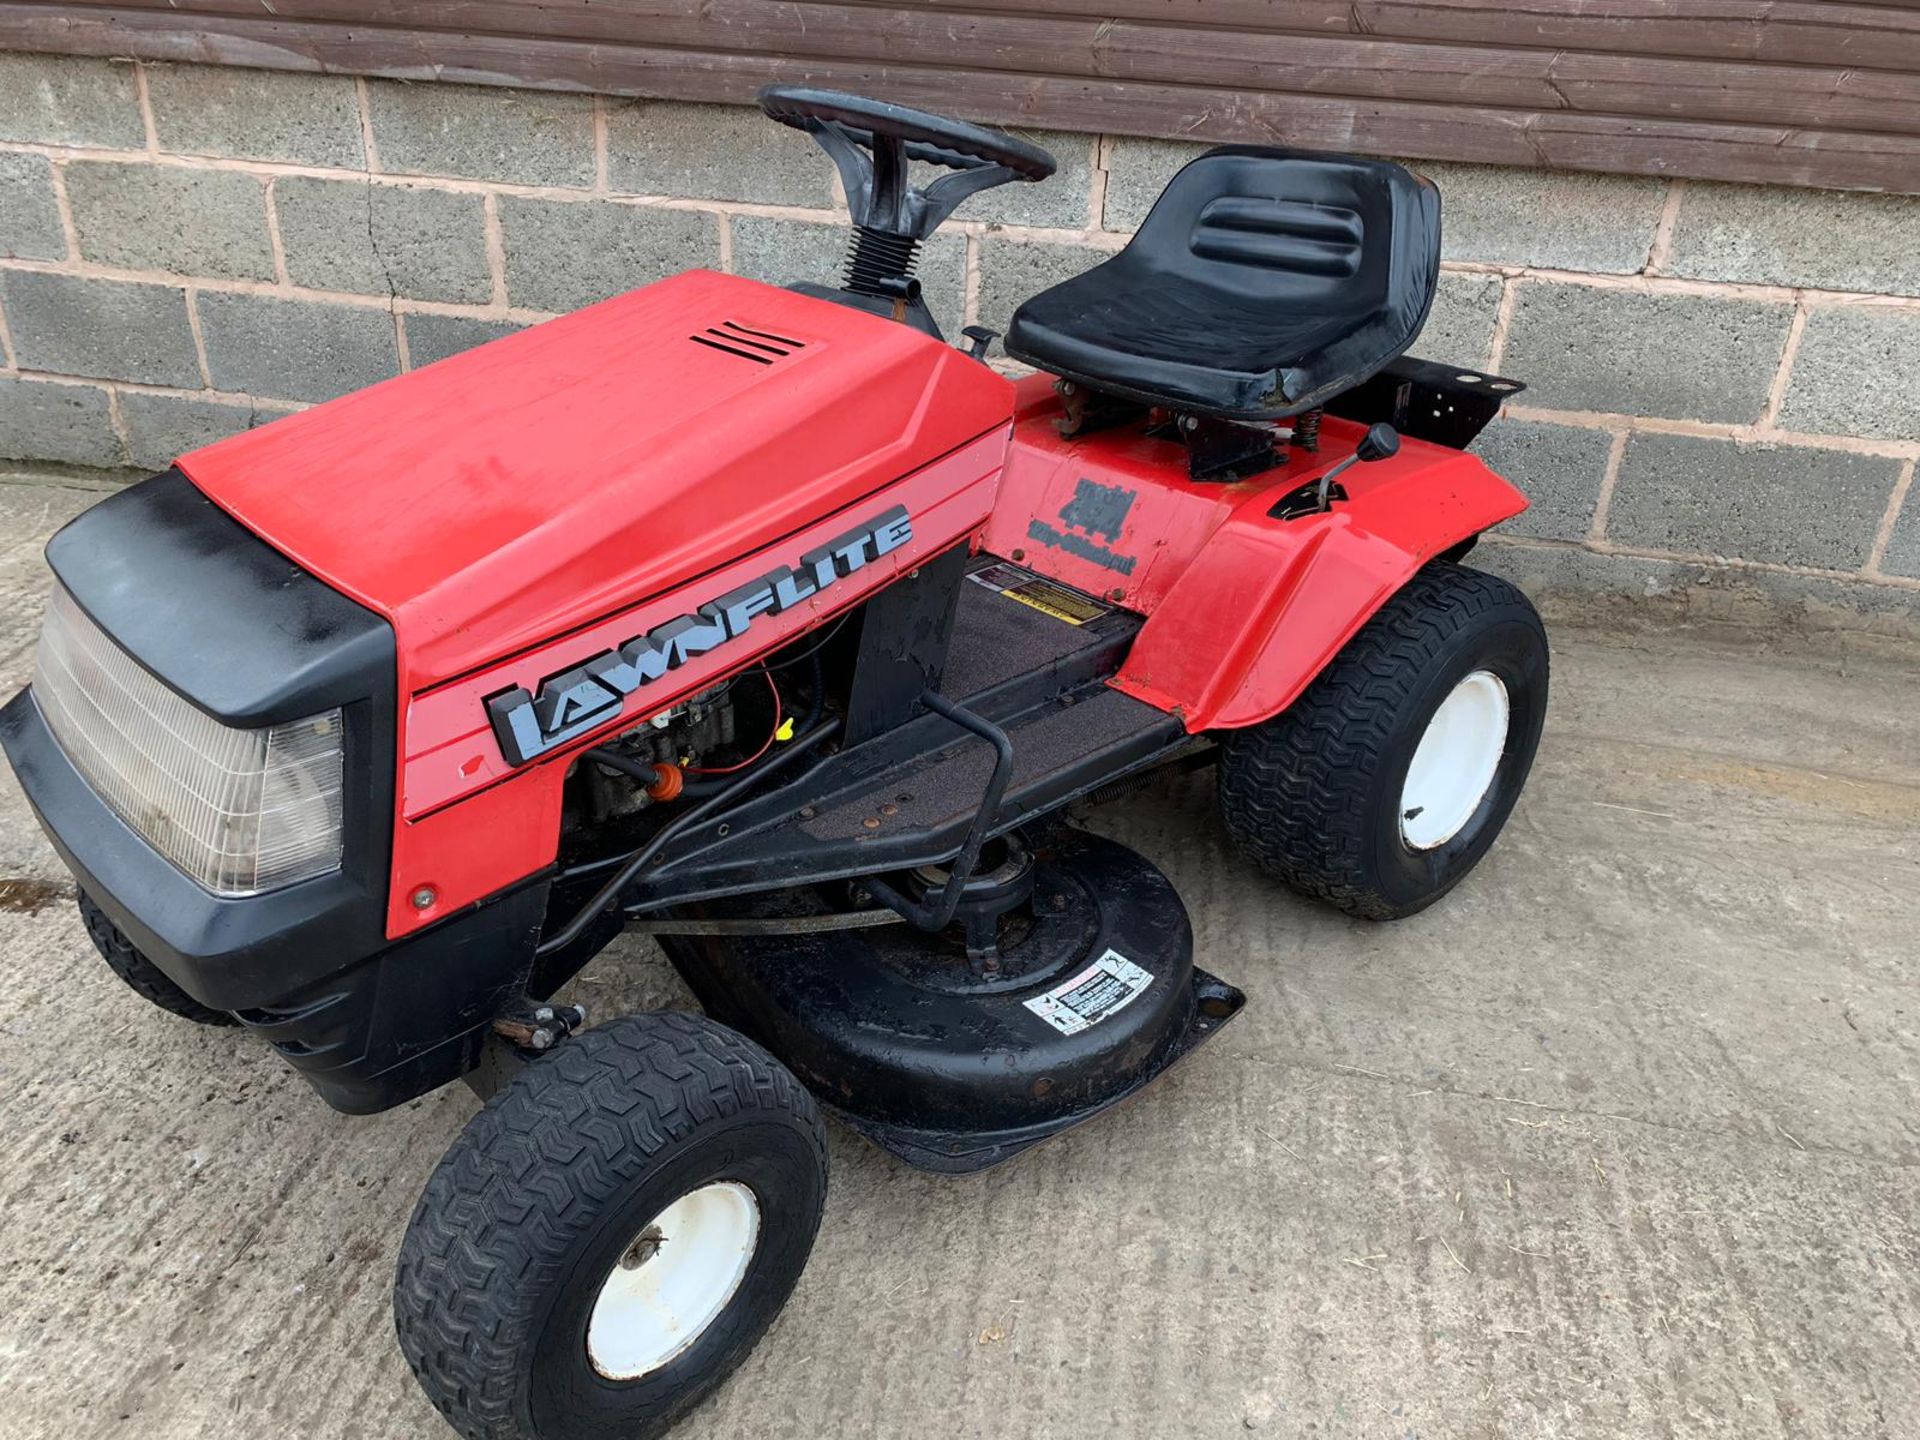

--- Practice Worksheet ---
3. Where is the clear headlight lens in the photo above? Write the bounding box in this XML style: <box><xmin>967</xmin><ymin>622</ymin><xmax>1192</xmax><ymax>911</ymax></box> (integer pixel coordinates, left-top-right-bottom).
<box><xmin>32</xmin><ymin>585</ymin><xmax>345</xmax><ymax>896</ymax></box>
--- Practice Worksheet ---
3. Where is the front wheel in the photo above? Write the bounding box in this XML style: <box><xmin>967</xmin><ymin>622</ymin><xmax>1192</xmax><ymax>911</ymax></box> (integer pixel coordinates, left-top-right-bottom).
<box><xmin>393</xmin><ymin>1012</ymin><xmax>829</xmax><ymax>1440</ymax></box>
<box><xmin>1216</xmin><ymin>561</ymin><xmax>1548</xmax><ymax>920</ymax></box>
<box><xmin>79</xmin><ymin>890</ymin><xmax>236</xmax><ymax>1026</ymax></box>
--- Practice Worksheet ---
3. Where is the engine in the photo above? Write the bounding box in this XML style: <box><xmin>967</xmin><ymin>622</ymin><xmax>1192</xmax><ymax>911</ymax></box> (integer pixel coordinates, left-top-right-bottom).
<box><xmin>558</xmin><ymin>659</ymin><xmax>815</xmax><ymax>851</ymax></box>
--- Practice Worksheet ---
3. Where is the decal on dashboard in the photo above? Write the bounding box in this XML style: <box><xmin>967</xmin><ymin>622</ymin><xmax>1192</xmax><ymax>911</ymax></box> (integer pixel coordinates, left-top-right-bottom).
<box><xmin>486</xmin><ymin>505</ymin><xmax>913</xmax><ymax>766</ymax></box>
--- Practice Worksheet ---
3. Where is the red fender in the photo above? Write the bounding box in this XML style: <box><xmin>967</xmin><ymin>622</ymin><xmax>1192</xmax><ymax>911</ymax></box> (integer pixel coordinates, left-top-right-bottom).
<box><xmin>985</xmin><ymin>377</ymin><xmax>1526</xmax><ymax>734</ymax></box>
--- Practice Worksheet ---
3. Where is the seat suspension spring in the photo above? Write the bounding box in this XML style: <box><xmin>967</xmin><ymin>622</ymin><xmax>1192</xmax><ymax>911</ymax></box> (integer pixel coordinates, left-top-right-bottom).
<box><xmin>1293</xmin><ymin>408</ymin><xmax>1323</xmax><ymax>453</ymax></box>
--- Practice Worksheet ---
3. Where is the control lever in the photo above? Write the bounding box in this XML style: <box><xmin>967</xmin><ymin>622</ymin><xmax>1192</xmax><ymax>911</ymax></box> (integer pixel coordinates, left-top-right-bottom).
<box><xmin>1315</xmin><ymin>423</ymin><xmax>1399</xmax><ymax>511</ymax></box>
<box><xmin>960</xmin><ymin>325</ymin><xmax>1000</xmax><ymax>361</ymax></box>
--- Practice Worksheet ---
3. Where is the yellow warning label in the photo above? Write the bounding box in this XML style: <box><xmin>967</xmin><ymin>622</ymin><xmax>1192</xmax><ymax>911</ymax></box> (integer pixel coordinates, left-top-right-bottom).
<box><xmin>968</xmin><ymin>562</ymin><xmax>1112</xmax><ymax>626</ymax></box>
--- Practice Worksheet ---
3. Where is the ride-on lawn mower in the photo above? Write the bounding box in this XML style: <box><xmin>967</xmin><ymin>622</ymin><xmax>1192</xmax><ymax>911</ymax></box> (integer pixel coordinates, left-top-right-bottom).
<box><xmin>1</xmin><ymin>88</ymin><xmax>1547</xmax><ymax>1439</ymax></box>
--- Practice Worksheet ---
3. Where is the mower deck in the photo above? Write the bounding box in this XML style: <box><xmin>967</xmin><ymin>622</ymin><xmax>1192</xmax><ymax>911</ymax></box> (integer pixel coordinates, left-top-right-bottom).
<box><xmin>664</xmin><ymin>828</ymin><xmax>1246</xmax><ymax>1173</ymax></box>
<box><xmin>822</xmin><ymin>965</ymin><xmax>1242</xmax><ymax>1173</ymax></box>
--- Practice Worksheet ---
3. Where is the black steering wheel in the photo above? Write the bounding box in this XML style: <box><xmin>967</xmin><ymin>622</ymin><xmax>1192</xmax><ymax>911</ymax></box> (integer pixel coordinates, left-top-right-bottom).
<box><xmin>759</xmin><ymin>86</ymin><xmax>1056</xmax><ymax>241</ymax></box>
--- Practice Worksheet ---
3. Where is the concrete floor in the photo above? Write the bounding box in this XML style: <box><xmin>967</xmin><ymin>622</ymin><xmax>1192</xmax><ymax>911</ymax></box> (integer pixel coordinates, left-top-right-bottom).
<box><xmin>0</xmin><ymin>468</ymin><xmax>1915</xmax><ymax>1440</ymax></box>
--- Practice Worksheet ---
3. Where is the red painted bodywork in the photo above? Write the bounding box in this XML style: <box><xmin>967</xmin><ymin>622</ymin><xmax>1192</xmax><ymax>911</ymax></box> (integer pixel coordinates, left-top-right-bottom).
<box><xmin>181</xmin><ymin>271</ymin><xmax>1012</xmax><ymax>691</ymax></box>
<box><xmin>393</xmin><ymin>436</ymin><xmax>1004</xmax><ymax>937</ymax></box>
<box><xmin>986</xmin><ymin>376</ymin><xmax>1527</xmax><ymax>730</ymax></box>
<box><xmin>175</xmin><ymin>273</ymin><xmax>1523</xmax><ymax>939</ymax></box>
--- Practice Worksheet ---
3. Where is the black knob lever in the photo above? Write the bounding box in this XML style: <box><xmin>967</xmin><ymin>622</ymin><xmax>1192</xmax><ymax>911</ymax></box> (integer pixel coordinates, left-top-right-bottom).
<box><xmin>1316</xmin><ymin>423</ymin><xmax>1400</xmax><ymax>511</ymax></box>
<box><xmin>960</xmin><ymin>325</ymin><xmax>1000</xmax><ymax>361</ymax></box>
<box><xmin>1353</xmin><ymin>422</ymin><xmax>1400</xmax><ymax>463</ymax></box>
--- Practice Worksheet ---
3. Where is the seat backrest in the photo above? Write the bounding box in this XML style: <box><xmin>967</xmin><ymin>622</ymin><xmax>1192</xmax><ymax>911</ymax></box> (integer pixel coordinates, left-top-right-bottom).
<box><xmin>1134</xmin><ymin>146</ymin><xmax>1438</xmax><ymax>319</ymax></box>
<box><xmin>1002</xmin><ymin>144</ymin><xmax>1441</xmax><ymax>419</ymax></box>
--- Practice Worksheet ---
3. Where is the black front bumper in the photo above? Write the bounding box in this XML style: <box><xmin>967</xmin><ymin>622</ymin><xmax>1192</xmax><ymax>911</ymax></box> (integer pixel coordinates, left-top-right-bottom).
<box><xmin>3</xmin><ymin>469</ymin><xmax>554</xmax><ymax>1115</ymax></box>
<box><xmin>3</xmin><ymin>686</ymin><xmax>547</xmax><ymax>1114</ymax></box>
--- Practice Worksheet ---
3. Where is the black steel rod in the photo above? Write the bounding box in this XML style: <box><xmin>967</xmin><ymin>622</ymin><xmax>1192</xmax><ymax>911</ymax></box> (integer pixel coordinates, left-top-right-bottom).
<box><xmin>535</xmin><ymin>718</ymin><xmax>843</xmax><ymax>958</ymax></box>
<box><xmin>863</xmin><ymin>691</ymin><xmax>1015</xmax><ymax>934</ymax></box>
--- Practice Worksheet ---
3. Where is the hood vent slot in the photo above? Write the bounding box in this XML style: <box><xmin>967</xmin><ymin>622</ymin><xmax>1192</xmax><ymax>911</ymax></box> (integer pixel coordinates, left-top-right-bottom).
<box><xmin>688</xmin><ymin>319</ymin><xmax>808</xmax><ymax>365</ymax></box>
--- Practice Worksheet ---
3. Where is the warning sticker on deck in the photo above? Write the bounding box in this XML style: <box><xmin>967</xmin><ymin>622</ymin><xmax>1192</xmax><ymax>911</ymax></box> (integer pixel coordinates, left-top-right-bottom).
<box><xmin>968</xmin><ymin>561</ymin><xmax>1112</xmax><ymax>627</ymax></box>
<box><xmin>1023</xmin><ymin>948</ymin><xmax>1155</xmax><ymax>1036</ymax></box>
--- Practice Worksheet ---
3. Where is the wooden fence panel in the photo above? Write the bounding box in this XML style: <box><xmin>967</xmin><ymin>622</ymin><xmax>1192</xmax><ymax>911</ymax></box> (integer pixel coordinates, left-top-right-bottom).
<box><xmin>4</xmin><ymin>0</ymin><xmax>1918</xmax><ymax>191</ymax></box>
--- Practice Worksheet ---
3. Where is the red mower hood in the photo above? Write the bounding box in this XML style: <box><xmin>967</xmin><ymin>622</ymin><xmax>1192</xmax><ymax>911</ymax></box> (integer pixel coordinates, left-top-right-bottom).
<box><xmin>178</xmin><ymin>271</ymin><xmax>1014</xmax><ymax>691</ymax></box>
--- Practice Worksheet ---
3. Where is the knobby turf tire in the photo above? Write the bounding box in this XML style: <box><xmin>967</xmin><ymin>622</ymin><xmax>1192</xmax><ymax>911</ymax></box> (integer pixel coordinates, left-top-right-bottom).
<box><xmin>1215</xmin><ymin>561</ymin><xmax>1548</xmax><ymax>921</ymax></box>
<box><xmin>393</xmin><ymin>1011</ymin><xmax>829</xmax><ymax>1440</ymax></box>
<box><xmin>79</xmin><ymin>890</ymin><xmax>236</xmax><ymax>1026</ymax></box>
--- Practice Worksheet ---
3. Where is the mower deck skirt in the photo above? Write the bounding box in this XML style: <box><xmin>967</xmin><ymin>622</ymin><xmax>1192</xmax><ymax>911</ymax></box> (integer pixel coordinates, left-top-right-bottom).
<box><xmin>662</xmin><ymin>830</ymin><xmax>1245</xmax><ymax>1173</ymax></box>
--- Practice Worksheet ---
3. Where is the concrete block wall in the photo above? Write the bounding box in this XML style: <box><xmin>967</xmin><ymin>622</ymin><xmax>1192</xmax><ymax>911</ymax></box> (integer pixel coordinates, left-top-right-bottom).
<box><xmin>3</xmin><ymin>53</ymin><xmax>1918</xmax><ymax>629</ymax></box>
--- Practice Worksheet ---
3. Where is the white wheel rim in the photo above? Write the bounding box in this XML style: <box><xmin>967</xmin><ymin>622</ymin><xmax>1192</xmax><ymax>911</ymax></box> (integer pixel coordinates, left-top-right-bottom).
<box><xmin>586</xmin><ymin>1181</ymin><xmax>761</xmax><ymax>1380</ymax></box>
<box><xmin>1399</xmin><ymin>669</ymin><xmax>1510</xmax><ymax>850</ymax></box>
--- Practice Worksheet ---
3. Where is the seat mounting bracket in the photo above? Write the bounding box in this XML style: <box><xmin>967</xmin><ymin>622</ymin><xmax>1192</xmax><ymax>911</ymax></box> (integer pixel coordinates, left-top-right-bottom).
<box><xmin>1151</xmin><ymin>413</ymin><xmax>1282</xmax><ymax>483</ymax></box>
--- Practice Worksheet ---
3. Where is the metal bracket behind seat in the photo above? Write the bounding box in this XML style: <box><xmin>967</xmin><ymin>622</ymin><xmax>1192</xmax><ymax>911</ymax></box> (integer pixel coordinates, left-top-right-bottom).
<box><xmin>1324</xmin><ymin>356</ymin><xmax>1526</xmax><ymax>450</ymax></box>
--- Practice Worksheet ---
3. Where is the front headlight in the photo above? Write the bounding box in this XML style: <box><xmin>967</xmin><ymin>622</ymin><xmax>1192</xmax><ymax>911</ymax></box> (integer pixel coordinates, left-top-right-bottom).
<box><xmin>31</xmin><ymin>585</ymin><xmax>345</xmax><ymax>896</ymax></box>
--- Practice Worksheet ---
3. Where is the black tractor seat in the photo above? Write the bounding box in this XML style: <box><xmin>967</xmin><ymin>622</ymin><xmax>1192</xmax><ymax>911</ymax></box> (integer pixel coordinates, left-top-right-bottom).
<box><xmin>1004</xmin><ymin>146</ymin><xmax>1441</xmax><ymax>421</ymax></box>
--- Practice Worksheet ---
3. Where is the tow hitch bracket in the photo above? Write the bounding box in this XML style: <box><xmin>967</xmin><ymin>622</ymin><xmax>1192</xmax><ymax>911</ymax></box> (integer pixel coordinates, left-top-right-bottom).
<box><xmin>465</xmin><ymin>1000</ymin><xmax>589</xmax><ymax>1102</ymax></box>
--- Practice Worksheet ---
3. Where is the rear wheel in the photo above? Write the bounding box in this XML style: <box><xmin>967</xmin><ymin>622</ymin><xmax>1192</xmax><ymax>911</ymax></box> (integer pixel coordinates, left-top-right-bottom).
<box><xmin>1215</xmin><ymin>561</ymin><xmax>1548</xmax><ymax>920</ymax></box>
<box><xmin>79</xmin><ymin>890</ymin><xmax>236</xmax><ymax>1026</ymax></box>
<box><xmin>394</xmin><ymin>1011</ymin><xmax>828</xmax><ymax>1440</ymax></box>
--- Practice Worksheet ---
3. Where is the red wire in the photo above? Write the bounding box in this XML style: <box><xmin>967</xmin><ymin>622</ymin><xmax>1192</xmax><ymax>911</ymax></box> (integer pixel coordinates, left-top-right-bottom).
<box><xmin>685</xmin><ymin>668</ymin><xmax>783</xmax><ymax>775</ymax></box>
